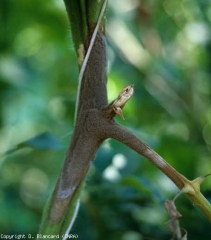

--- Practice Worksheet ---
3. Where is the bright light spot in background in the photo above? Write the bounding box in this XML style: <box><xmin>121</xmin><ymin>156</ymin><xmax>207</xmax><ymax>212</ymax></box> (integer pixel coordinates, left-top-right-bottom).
<box><xmin>48</xmin><ymin>97</ymin><xmax>67</xmax><ymax>119</ymax></box>
<box><xmin>103</xmin><ymin>153</ymin><xmax>127</xmax><ymax>181</ymax></box>
<box><xmin>107</xmin><ymin>20</ymin><xmax>151</xmax><ymax>71</ymax></box>
<box><xmin>53</xmin><ymin>0</ymin><xmax>66</xmax><ymax>10</ymax></box>
<box><xmin>156</xmin><ymin>173</ymin><xmax>178</xmax><ymax>195</ymax></box>
<box><xmin>103</xmin><ymin>165</ymin><xmax>121</xmax><ymax>181</ymax></box>
<box><xmin>185</xmin><ymin>22</ymin><xmax>210</xmax><ymax>44</ymax></box>
<box><xmin>112</xmin><ymin>153</ymin><xmax>127</xmax><ymax>169</ymax></box>
<box><xmin>14</xmin><ymin>27</ymin><xmax>43</xmax><ymax>57</ymax></box>
<box><xmin>20</xmin><ymin>168</ymin><xmax>49</xmax><ymax>207</ymax></box>
<box><xmin>0</xmin><ymin>57</ymin><xmax>27</xmax><ymax>85</ymax></box>
<box><xmin>14</xmin><ymin>25</ymin><xmax>57</xmax><ymax>70</ymax></box>
<box><xmin>0</xmin><ymin>123</ymin><xmax>37</xmax><ymax>157</ymax></box>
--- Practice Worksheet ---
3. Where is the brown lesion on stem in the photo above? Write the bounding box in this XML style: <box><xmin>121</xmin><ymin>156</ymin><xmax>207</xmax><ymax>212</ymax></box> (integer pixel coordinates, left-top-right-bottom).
<box><xmin>49</xmin><ymin>30</ymin><xmax>108</xmax><ymax>224</ymax></box>
<box><xmin>41</xmin><ymin>0</ymin><xmax>211</xmax><ymax>232</ymax></box>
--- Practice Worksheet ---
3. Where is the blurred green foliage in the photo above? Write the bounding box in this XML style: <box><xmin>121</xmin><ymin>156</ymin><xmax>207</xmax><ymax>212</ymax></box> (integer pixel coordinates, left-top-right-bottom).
<box><xmin>0</xmin><ymin>0</ymin><xmax>211</xmax><ymax>239</ymax></box>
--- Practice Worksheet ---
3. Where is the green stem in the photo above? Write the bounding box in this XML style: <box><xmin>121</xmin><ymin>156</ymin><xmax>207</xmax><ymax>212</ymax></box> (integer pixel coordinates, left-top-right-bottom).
<box><xmin>183</xmin><ymin>178</ymin><xmax>211</xmax><ymax>221</ymax></box>
<box><xmin>64</xmin><ymin>0</ymin><xmax>107</xmax><ymax>57</ymax></box>
<box><xmin>38</xmin><ymin>180</ymin><xmax>85</xmax><ymax>237</ymax></box>
<box><xmin>64</xmin><ymin>0</ymin><xmax>84</xmax><ymax>52</ymax></box>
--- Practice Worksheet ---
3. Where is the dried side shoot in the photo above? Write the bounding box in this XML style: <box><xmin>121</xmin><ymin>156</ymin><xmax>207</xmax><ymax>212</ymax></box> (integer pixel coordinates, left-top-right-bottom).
<box><xmin>165</xmin><ymin>189</ymin><xmax>188</xmax><ymax>240</ymax></box>
<box><xmin>103</xmin><ymin>84</ymin><xmax>134</xmax><ymax>120</ymax></box>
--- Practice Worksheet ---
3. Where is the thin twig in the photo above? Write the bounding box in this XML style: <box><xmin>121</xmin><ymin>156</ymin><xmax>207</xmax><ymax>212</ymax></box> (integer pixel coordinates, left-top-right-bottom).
<box><xmin>105</xmin><ymin>123</ymin><xmax>187</xmax><ymax>189</ymax></box>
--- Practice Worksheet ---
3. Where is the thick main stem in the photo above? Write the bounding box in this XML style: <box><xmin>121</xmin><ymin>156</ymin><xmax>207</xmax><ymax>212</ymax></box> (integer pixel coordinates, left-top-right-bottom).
<box><xmin>39</xmin><ymin>7</ymin><xmax>108</xmax><ymax>234</ymax></box>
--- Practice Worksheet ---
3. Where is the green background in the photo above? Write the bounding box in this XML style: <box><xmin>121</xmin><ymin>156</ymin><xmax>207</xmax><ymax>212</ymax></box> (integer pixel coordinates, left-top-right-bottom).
<box><xmin>0</xmin><ymin>0</ymin><xmax>211</xmax><ymax>239</ymax></box>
